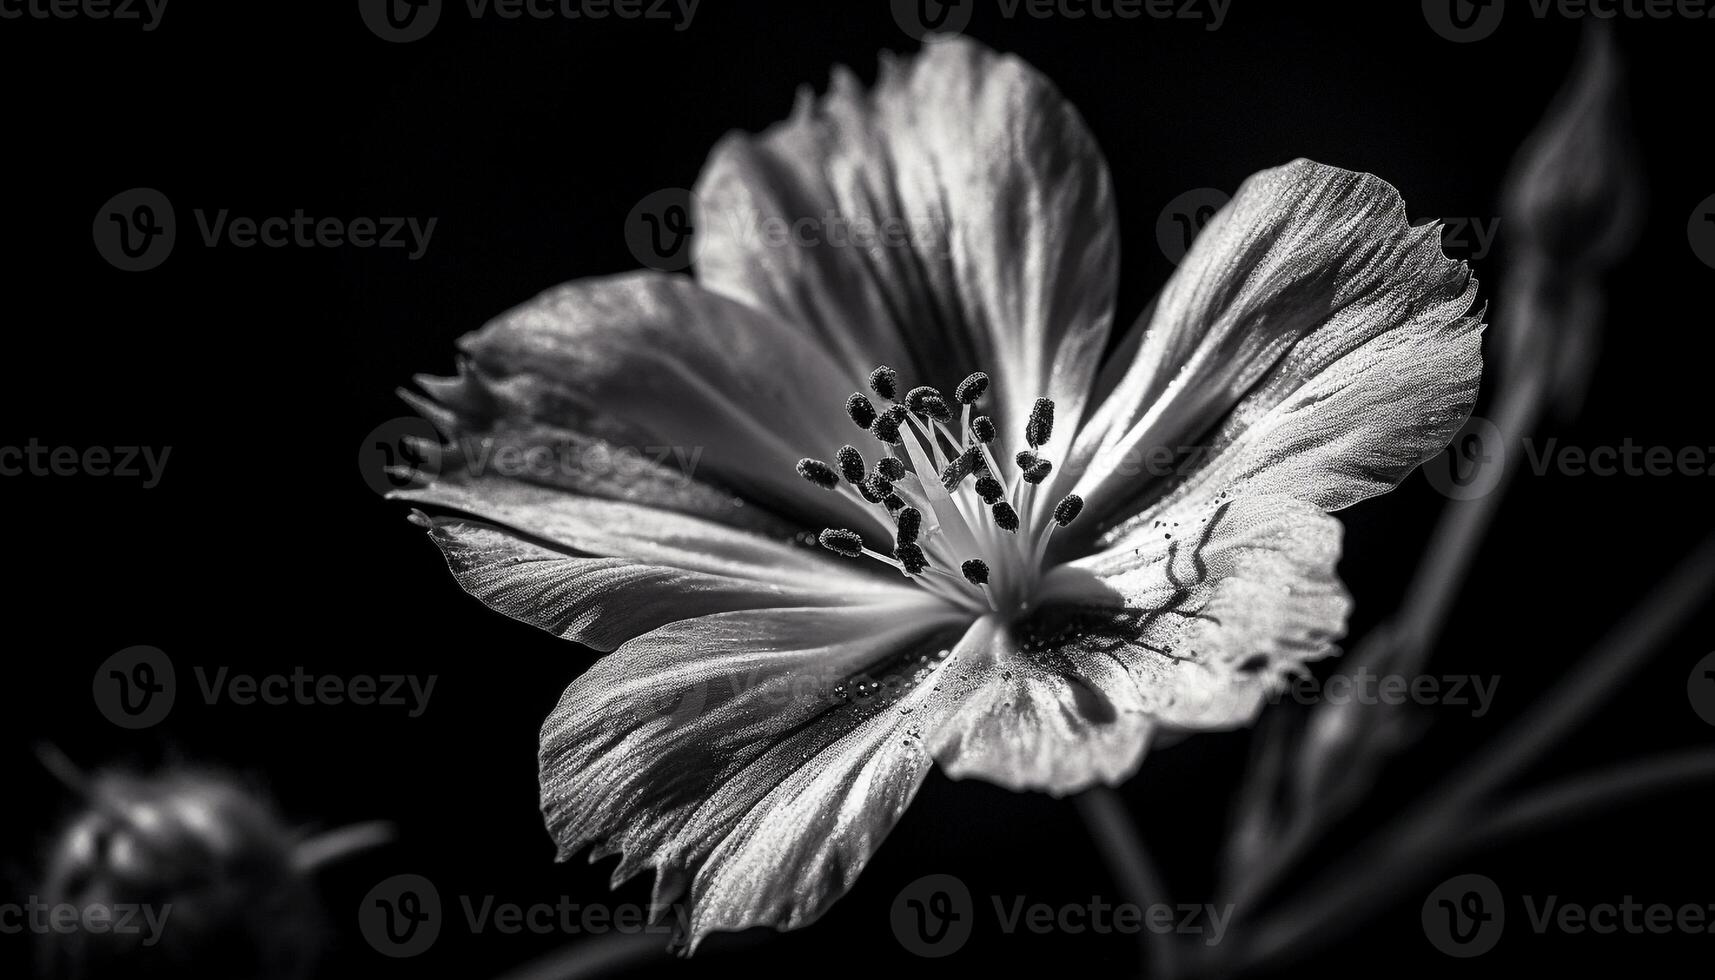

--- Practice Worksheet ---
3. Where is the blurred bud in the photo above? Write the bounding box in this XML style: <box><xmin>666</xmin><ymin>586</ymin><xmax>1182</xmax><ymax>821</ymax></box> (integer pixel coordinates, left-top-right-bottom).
<box><xmin>37</xmin><ymin>767</ymin><xmax>327</xmax><ymax>980</ymax></box>
<box><xmin>1497</xmin><ymin>23</ymin><xmax>1643</xmax><ymax>418</ymax></box>
<box><xmin>1502</xmin><ymin>24</ymin><xmax>1643</xmax><ymax>269</ymax></box>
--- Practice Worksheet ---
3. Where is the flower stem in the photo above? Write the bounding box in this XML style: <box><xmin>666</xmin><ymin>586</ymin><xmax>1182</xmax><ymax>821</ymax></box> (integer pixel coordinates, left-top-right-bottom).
<box><xmin>1075</xmin><ymin>786</ymin><xmax>1178</xmax><ymax>980</ymax></box>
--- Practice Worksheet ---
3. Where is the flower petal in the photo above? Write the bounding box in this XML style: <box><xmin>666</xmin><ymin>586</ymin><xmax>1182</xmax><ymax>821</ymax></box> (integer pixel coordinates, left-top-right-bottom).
<box><xmin>693</xmin><ymin>37</ymin><xmax>1118</xmax><ymax>475</ymax></box>
<box><xmin>539</xmin><ymin>604</ymin><xmax>979</xmax><ymax>950</ymax></box>
<box><xmin>415</xmin><ymin>271</ymin><xmax>890</xmax><ymax>536</ymax></box>
<box><xmin>1039</xmin><ymin>492</ymin><xmax>1351</xmax><ymax>731</ymax></box>
<box><xmin>1060</xmin><ymin>160</ymin><xmax>1482</xmax><ymax>532</ymax></box>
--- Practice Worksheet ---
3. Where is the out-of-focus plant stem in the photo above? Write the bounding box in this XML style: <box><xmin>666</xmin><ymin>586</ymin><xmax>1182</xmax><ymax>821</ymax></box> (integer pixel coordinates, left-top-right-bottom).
<box><xmin>1076</xmin><ymin>786</ymin><xmax>1179</xmax><ymax>979</ymax></box>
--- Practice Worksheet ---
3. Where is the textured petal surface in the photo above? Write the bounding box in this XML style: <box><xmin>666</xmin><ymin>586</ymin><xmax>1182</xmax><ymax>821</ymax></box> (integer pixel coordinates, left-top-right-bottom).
<box><xmin>1039</xmin><ymin>492</ymin><xmax>1352</xmax><ymax>730</ymax></box>
<box><xmin>539</xmin><ymin>604</ymin><xmax>978</xmax><ymax>949</ymax></box>
<box><xmin>694</xmin><ymin>36</ymin><xmax>1119</xmax><ymax>482</ymax></box>
<box><xmin>1059</xmin><ymin>160</ymin><xmax>1483</xmax><ymax>535</ymax></box>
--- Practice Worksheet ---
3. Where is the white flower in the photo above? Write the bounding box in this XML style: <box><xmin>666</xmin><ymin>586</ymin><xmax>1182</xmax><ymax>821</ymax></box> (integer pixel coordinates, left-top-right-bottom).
<box><xmin>392</xmin><ymin>37</ymin><xmax>1483</xmax><ymax>951</ymax></box>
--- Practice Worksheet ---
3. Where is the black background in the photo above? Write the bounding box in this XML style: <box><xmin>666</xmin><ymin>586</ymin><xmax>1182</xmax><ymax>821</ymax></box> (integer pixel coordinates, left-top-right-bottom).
<box><xmin>3</xmin><ymin>1</ymin><xmax>1713</xmax><ymax>977</ymax></box>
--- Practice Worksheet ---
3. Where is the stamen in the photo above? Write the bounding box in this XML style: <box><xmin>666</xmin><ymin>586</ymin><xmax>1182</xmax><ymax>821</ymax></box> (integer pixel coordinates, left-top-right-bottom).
<box><xmin>991</xmin><ymin>501</ymin><xmax>1020</xmax><ymax>533</ymax></box>
<box><xmin>846</xmin><ymin>392</ymin><xmax>877</xmax><ymax>430</ymax></box>
<box><xmin>974</xmin><ymin>476</ymin><xmax>1005</xmax><ymax>504</ymax></box>
<box><xmin>796</xmin><ymin>458</ymin><xmax>840</xmax><ymax>490</ymax></box>
<box><xmin>864</xmin><ymin>474</ymin><xmax>894</xmax><ymax>500</ymax></box>
<box><xmin>877</xmin><ymin>456</ymin><xmax>906</xmax><ymax>481</ymax></box>
<box><xmin>869</xmin><ymin>366</ymin><xmax>899</xmax><ymax>401</ymax></box>
<box><xmin>970</xmin><ymin>415</ymin><xmax>996</xmax><ymax>444</ymax></box>
<box><xmin>1053</xmin><ymin>493</ymin><xmax>1084</xmax><ymax>526</ymax></box>
<box><xmin>895</xmin><ymin>506</ymin><xmax>922</xmax><ymax>546</ymax></box>
<box><xmin>961</xmin><ymin>559</ymin><xmax>990</xmax><ymax>585</ymax></box>
<box><xmin>1022</xmin><ymin>459</ymin><xmax>1053</xmax><ymax>485</ymax></box>
<box><xmin>906</xmin><ymin>386</ymin><xmax>953</xmax><ymax>424</ymax></box>
<box><xmin>836</xmin><ymin>445</ymin><xmax>866</xmax><ymax>485</ymax></box>
<box><xmin>895</xmin><ymin>542</ymin><xmax>929</xmax><ymax>575</ymax></box>
<box><xmin>883</xmin><ymin>492</ymin><xmax>906</xmax><ymax>513</ymax></box>
<box><xmin>954</xmin><ymin>372</ymin><xmax>989</xmax><ymax>405</ymax></box>
<box><xmin>817</xmin><ymin>528</ymin><xmax>865</xmax><ymax>558</ymax></box>
<box><xmin>1026</xmin><ymin>397</ymin><xmax>1055</xmax><ymax>448</ymax></box>
<box><xmin>857</xmin><ymin>481</ymin><xmax>885</xmax><ymax>504</ymax></box>
<box><xmin>870</xmin><ymin>404</ymin><xmax>907</xmax><ymax>445</ymax></box>
<box><xmin>938</xmin><ymin>445</ymin><xmax>983</xmax><ymax>492</ymax></box>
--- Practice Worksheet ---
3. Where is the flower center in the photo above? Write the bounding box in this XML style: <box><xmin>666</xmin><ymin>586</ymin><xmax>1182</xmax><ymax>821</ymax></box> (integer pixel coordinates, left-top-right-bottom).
<box><xmin>796</xmin><ymin>365</ymin><xmax>1083</xmax><ymax>619</ymax></box>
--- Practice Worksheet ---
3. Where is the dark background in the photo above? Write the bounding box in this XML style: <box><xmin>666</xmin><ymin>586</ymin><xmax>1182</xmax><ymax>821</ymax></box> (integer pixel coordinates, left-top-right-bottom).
<box><xmin>3</xmin><ymin>1</ymin><xmax>1712</xmax><ymax>976</ymax></box>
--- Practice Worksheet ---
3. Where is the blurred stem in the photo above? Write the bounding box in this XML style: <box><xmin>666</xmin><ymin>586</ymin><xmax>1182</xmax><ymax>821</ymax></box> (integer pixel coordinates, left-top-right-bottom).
<box><xmin>1076</xmin><ymin>786</ymin><xmax>1178</xmax><ymax>979</ymax></box>
<box><xmin>490</xmin><ymin>932</ymin><xmax>666</xmax><ymax>980</ymax></box>
<box><xmin>1227</xmin><ymin>531</ymin><xmax>1715</xmax><ymax>972</ymax></box>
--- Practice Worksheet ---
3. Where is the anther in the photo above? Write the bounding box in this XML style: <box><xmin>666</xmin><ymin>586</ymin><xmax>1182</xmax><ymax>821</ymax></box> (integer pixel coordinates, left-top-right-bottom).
<box><xmin>882</xmin><ymin>492</ymin><xmax>906</xmax><ymax>512</ymax></box>
<box><xmin>1022</xmin><ymin>458</ymin><xmax>1053</xmax><ymax>485</ymax></box>
<box><xmin>836</xmin><ymin>445</ymin><xmax>866</xmax><ymax>485</ymax></box>
<box><xmin>954</xmin><ymin>372</ymin><xmax>989</xmax><ymax>405</ymax></box>
<box><xmin>961</xmin><ymin>559</ymin><xmax>990</xmax><ymax>586</ymax></box>
<box><xmin>846</xmin><ymin>392</ymin><xmax>877</xmax><ymax>430</ymax></box>
<box><xmin>970</xmin><ymin>415</ymin><xmax>996</xmax><ymax>444</ymax></box>
<box><xmin>818</xmin><ymin>528</ymin><xmax>865</xmax><ymax>558</ymax></box>
<box><xmin>796</xmin><ymin>458</ymin><xmax>840</xmax><ymax>490</ymax></box>
<box><xmin>906</xmin><ymin>385</ymin><xmax>953</xmax><ymax>423</ymax></box>
<box><xmin>895</xmin><ymin>506</ymin><xmax>922</xmax><ymax>546</ymax></box>
<box><xmin>1026</xmin><ymin>397</ymin><xmax>1056</xmax><ymax>448</ymax></box>
<box><xmin>895</xmin><ymin>542</ymin><xmax>929</xmax><ymax>575</ymax></box>
<box><xmin>864</xmin><ymin>474</ymin><xmax>894</xmax><ymax>500</ymax></box>
<box><xmin>871</xmin><ymin>405</ymin><xmax>907</xmax><ymax>445</ymax></box>
<box><xmin>877</xmin><ymin>456</ymin><xmax>907</xmax><ymax>481</ymax></box>
<box><xmin>991</xmin><ymin>501</ymin><xmax>1020</xmax><ymax>533</ymax></box>
<box><xmin>869</xmin><ymin>366</ymin><xmax>899</xmax><ymax>401</ymax></box>
<box><xmin>975</xmin><ymin>476</ymin><xmax>1005</xmax><ymax>504</ymax></box>
<box><xmin>1053</xmin><ymin>493</ymin><xmax>1085</xmax><ymax>527</ymax></box>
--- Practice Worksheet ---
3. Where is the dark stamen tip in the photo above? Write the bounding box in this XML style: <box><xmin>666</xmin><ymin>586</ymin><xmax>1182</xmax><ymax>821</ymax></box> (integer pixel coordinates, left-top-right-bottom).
<box><xmin>864</xmin><ymin>474</ymin><xmax>894</xmax><ymax>500</ymax></box>
<box><xmin>1026</xmin><ymin>397</ymin><xmax>1056</xmax><ymax>448</ymax></box>
<box><xmin>818</xmin><ymin>528</ymin><xmax>865</xmax><ymax>558</ymax></box>
<box><xmin>796</xmin><ymin>458</ymin><xmax>840</xmax><ymax>490</ymax></box>
<box><xmin>974</xmin><ymin>476</ymin><xmax>1004</xmax><ymax>505</ymax></box>
<box><xmin>954</xmin><ymin>372</ymin><xmax>989</xmax><ymax>405</ymax></box>
<box><xmin>895</xmin><ymin>506</ymin><xmax>922</xmax><ymax>546</ymax></box>
<box><xmin>846</xmin><ymin>392</ymin><xmax>877</xmax><ymax>430</ymax></box>
<box><xmin>991</xmin><ymin>501</ymin><xmax>1020</xmax><ymax>533</ymax></box>
<box><xmin>1023</xmin><ymin>459</ymin><xmax>1054</xmax><ymax>485</ymax></box>
<box><xmin>868</xmin><ymin>366</ymin><xmax>899</xmax><ymax>402</ymax></box>
<box><xmin>961</xmin><ymin>559</ymin><xmax>990</xmax><ymax>586</ymax></box>
<box><xmin>877</xmin><ymin>456</ymin><xmax>907</xmax><ymax>481</ymax></box>
<box><xmin>1053</xmin><ymin>493</ymin><xmax>1085</xmax><ymax>527</ymax></box>
<box><xmin>894</xmin><ymin>542</ymin><xmax>929</xmax><ymax>575</ymax></box>
<box><xmin>836</xmin><ymin>445</ymin><xmax>866</xmax><ymax>485</ymax></box>
<box><xmin>882</xmin><ymin>492</ymin><xmax>906</xmax><ymax>513</ymax></box>
<box><xmin>970</xmin><ymin>415</ymin><xmax>996</xmax><ymax>444</ymax></box>
<box><xmin>870</xmin><ymin>405</ymin><xmax>907</xmax><ymax>445</ymax></box>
